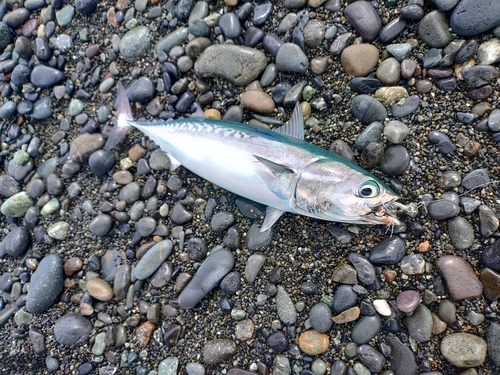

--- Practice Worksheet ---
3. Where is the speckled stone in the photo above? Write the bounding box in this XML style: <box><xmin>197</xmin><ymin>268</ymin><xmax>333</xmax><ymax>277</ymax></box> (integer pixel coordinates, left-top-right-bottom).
<box><xmin>298</xmin><ymin>330</ymin><xmax>329</xmax><ymax>355</ymax></box>
<box><xmin>436</xmin><ymin>255</ymin><xmax>483</xmax><ymax>300</ymax></box>
<box><xmin>203</xmin><ymin>339</ymin><xmax>237</xmax><ymax>365</ymax></box>
<box><xmin>26</xmin><ymin>254</ymin><xmax>64</xmax><ymax>314</ymax></box>
<box><xmin>441</xmin><ymin>333</ymin><xmax>487</xmax><ymax>368</ymax></box>
<box><xmin>86</xmin><ymin>277</ymin><xmax>113</xmax><ymax>301</ymax></box>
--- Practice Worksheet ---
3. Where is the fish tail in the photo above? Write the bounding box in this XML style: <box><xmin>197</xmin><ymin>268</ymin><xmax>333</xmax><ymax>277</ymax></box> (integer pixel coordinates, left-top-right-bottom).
<box><xmin>104</xmin><ymin>81</ymin><xmax>134</xmax><ymax>150</ymax></box>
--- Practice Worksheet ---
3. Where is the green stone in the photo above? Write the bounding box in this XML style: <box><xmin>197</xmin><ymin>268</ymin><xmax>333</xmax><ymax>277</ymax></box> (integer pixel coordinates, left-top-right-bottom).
<box><xmin>68</xmin><ymin>99</ymin><xmax>84</xmax><ymax>117</ymax></box>
<box><xmin>13</xmin><ymin>150</ymin><xmax>30</xmax><ymax>165</ymax></box>
<box><xmin>386</xmin><ymin>0</ymin><xmax>397</xmax><ymax>7</ymax></box>
<box><xmin>56</xmin><ymin>5</ymin><xmax>75</xmax><ymax>27</ymax></box>
<box><xmin>0</xmin><ymin>192</ymin><xmax>33</xmax><ymax>217</ymax></box>
<box><xmin>92</xmin><ymin>332</ymin><xmax>107</xmax><ymax>356</ymax></box>
<box><xmin>320</xmin><ymin>295</ymin><xmax>334</xmax><ymax>309</ymax></box>
<box><xmin>158</xmin><ymin>357</ymin><xmax>179</xmax><ymax>375</ymax></box>
<box><xmin>47</xmin><ymin>221</ymin><xmax>70</xmax><ymax>240</ymax></box>
<box><xmin>41</xmin><ymin>198</ymin><xmax>61</xmax><ymax>216</ymax></box>
<box><xmin>302</xmin><ymin>85</ymin><xmax>317</xmax><ymax>102</ymax></box>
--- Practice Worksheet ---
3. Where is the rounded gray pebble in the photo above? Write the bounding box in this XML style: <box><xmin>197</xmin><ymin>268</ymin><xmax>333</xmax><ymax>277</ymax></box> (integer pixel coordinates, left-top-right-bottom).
<box><xmin>309</xmin><ymin>303</ymin><xmax>332</xmax><ymax>333</ymax></box>
<box><xmin>244</xmin><ymin>253</ymin><xmax>266</xmax><ymax>283</ymax></box>
<box><xmin>210</xmin><ymin>211</ymin><xmax>235</xmax><ymax>232</ymax></box>
<box><xmin>447</xmin><ymin>216</ymin><xmax>474</xmax><ymax>251</ymax></box>
<box><xmin>276</xmin><ymin>43</ymin><xmax>309</xmax><ymax>73</ymax></box>
<box><xmin>54</xmin><ymin>313</ymin><xmax>93</xmax><ymax>346</ymax></box>
<box><xmin>89</xmin><ymin>214</ymin><xmax>112</xmax><ymax>236</ymax></box>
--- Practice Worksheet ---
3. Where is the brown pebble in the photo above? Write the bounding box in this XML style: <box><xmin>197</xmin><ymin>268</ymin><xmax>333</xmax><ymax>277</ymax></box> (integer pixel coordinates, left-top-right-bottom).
<box><xmin>136</xmin><ymin>321</ymin><xmax>155</xmax><ymax>347</ymax></box>
<box><xmin>128</xmin><ymin>143</ymin><xmax>147</xmax><ymax>161</ymax></box>
<box><xmin>480</xmin><ymin>268</ymin><xmax>500</xmax><ymax>301</ymax></box>
<box><xmin>431</xmin><ymin>313</ymin><xmax>447</xmax><ymax>335</ymax></box>
<box><xmin>418</xmin><ymin>240</ymin><xmax>430</xmax><ymax>252</ymax></box>
<box><xmin>240</xmin><ymin>90</ymin><xmax>275</xmax><ymax>114</ymax></box>
<box><xmin>298</xmin><ymin>330</ymin><xmax>329</xmax><ymax>355</ymax></box>
<box><xmin>70</xmin><ymin>133</ymin><xmax>106</xmax><ymax>163</ymax></box>
<box><xmin>340</xmin><ymin>44</ymin><xmax>379</xmax><ymax>77</ymax></box>
<box><xmin>204</xmin><ymin>108</ymin><xmax>222</xmax><ymax>120</ymax></box>
<box><xmin>86</xmin><ymin>277</ymin><xmax>113</xmax><ymax>301</ymax></box>
<box><xmin>235</xmin><ymin>319</ymin><xmax>254</xmax><ymax>341</ymax></box>
<box><xmin>414</xmin><ymin>79</ymin><xmax>432</xmax><ymax>94</ymax></box>
<box><xmin>113</xmin><ymin>170</ymin><xmax>134</xmax><ymax>185</ymax></box>
<box><xmin>64</xmin><ymin>257</ymin><xmax>83</xmax><ymax>276</ymax></box>
<box><xmin>106</xmin><ymin>7</ymin><xmax>118</xmax><ymax>28</ymax></box>
<box><xmin>332</xmin><ymin>306</ymin><xmax>360</xmax><ymax>324</ymax></box>
<box><xmin>436</xmin><ymin>255</ymin><xmax>483</xmax><ymax>300</ymax></box>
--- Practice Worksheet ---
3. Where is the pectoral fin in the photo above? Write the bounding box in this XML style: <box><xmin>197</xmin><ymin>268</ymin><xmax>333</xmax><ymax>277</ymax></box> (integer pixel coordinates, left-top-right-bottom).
<box><xmin>261</xmin><ymin>207</ymin><xmax>285</xmax><ymax>232</ymax></box>
<box><xmin>253</xmin><ymin>155</ymin><xmax>296</xmax><ymax>200</ymax></box>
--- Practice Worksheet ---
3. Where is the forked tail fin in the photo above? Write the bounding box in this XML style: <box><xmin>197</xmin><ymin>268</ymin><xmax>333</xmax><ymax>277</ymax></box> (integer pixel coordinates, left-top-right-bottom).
<box><xmin>104</xmin><ymin>81</ymin><xmax>134</xmax><ymax>150</ymax></box>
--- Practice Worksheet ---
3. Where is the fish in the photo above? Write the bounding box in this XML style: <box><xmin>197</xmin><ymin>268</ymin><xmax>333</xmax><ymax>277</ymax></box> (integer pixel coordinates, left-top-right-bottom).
<box><xmin>105</xmin><ymin>81</ymin><xmax>401</xmax><ymax>232</ymax></box>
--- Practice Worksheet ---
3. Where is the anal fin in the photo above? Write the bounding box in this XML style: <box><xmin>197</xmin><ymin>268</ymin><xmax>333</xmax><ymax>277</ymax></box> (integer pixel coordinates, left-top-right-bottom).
<box><xmin>261</xmin><ymin>207</ymin><xmax>285</xmax><ymax>232</ymax></box>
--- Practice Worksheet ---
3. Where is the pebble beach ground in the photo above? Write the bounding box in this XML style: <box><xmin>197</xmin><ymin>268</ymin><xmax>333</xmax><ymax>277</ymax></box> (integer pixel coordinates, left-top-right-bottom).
<box><xmin>1</xmin><ymin>0</ymin><xmax>500</xmax><ymax>374</ymax></box>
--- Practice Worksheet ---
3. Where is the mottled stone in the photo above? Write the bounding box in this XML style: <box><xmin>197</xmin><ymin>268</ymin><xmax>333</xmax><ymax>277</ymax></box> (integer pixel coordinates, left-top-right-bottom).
<box><xmin>436</xmin><ymin>255</ymin><xmax>483</xmax><ymax>300</ymax></box>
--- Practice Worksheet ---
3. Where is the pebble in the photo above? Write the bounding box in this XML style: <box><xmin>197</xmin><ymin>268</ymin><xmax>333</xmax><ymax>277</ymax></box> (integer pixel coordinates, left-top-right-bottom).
<box><xmin>219</xmin><ymin>12</ymin><xmax>240</xmax><ymax>39</ymax></box>
<box><xmin>220</xmin><ymin>271</ymin><xmax>241</xmax><ymax>295</ymax></box>
<box><xmin>268</xmin><ymin>330</ymin><xmax>289</xmax><ymax>354</ymax></box>
<box><xmin>47</xmin><ymin>221</ymin><xmax>70</xmax><ymax>240</ymax></box>
<box><xmin>134</xmin><ymin>240</ymin><xmax>173</xmax><ymax>280</ymax></box>
<box><xmin>54</xmin><ymin>312</ymin><xmax>93</xmax><ymax>346</ymax></box>
<box><xmin>436</xmin><ymin>255</ymin><xmax>483</xmax><ymax>300</ymax></box>
<box><xmin>487</xmin><ymin>322</ymin><xmax>500</xmax><ymax>367</ymax></box>
<box><xmin>178</xmin><ymin>248</ymin><xmax>235</xmax><ymax>308</ymax></box>
<box><xmin>357</xmin><ymin>345</ymin><xmax>385</xmax><ymax>373</ymax></box>
<box><xmin>0</xmin><ymin>192</ymin><xmax>34</xmax><ymax>217</ymax></box>
<box><xmin>244</xmin><ymin>253</ymin><xmax>266</xmax><ymax>283</ymax></box>
<box><xmin>482</xmin><ymin>241</ymin><xmax>500</xmax><ymax>271</ymax></box>
<box><xmin>88</xmin><ymin>214</ymin><xmax>112</xmax><ymax>236</ymax></box>
<box><xmin>441</xmin><ymin>333</ymin><xmax>487</xmax><ymax>367</ymax></box>
<box><xmin>332</xmin><ymin>306</ymin><xmax>360</xmax><ymax>324</ymax></box>
<box><xmin>376</xmin><ymin>57</ymin><xmax>401</xmax><ymax>86</ymax></box>
<box><xmin>404</xmin><ymin>304</ymin><xmax>433</xmax><ymax>342</ymax></box>
<box><xmin>276</xmin><ymin>285</ymin><xmax>297</xmax><ymax>325</ymax></box>
<box><xmin>185</xmin><ymin>362</ymin><xmax>205</xmax><ymax>375</ymax></box>
<box><xmin>245</xmin><ymin>223</ymin><xmax>272</xmax><ymax>250</ymax></box>
<box><xmin>400</xmin><ymin>254</ymin><xmax>426</xmax><ymax>275</ymax></box>
<box><xmin>351</xmin><ymin>95</ymin><xmax>387</xmax><ymax>124</ymax></box>
<box><xmin>195</xmin><ymin>45</ymin><xmax>267</xmax><ymax>86</ymax></box>
<box><xmin>427</xmin><ymin>199</ymin><xmax>460</xmax><ymax>220</ymax></box>
<box><xmin>369</xmin><ymin>236</ymin><xmax>406</xmax><ymax>265</ymax></box>
<box><xmin>86</xmin><ymin>277</ymin><xmax>113</xmax><ymax>301</ymax></box>
<box><xmin>418</xmin><ymin>10</ymin><xmax>451</xmax><ymax>48</ymax></box>
<box><xmin>340</xmin><ymin>44</ymin><xmax>379</xmax><ymax>77</ymax></box>
<box><xmin>351</xmin><ymin>315</ymin><xmax>381</xmax><ymax>344</ymax></box>
<box><xmin>380</xmin><ymin>145</ymin><xmax>410</xmax><ymax>176</ymax></box>
<box><xmin>387</xmin><ymin>335</ymin><xmax>419</xmax><ymax>375</ymax></box>
<box><xmin>480</xmin><ymin>268</ymin><xmax>500</xmax><ymax>300</ymax></box>
<box><xmin>240</xmin><ymin>90</ymin><xmax>275</xmax><ymax>114</ymax></box>
<box><xmin>297</xmin><ymin>330</ymin><xmax>329</xmax><ymax>355</ymax></box>
<box><xmin>396</xmin><ymin>290</ymin><xmax>420</xmax><ymax>313</ymax></box>
<box><xmin>275</xmin><ymin>43</ymin><xmax>309</xmax><ymax>73</ymax></box>
<box><xmin>309</xmin><ymin>303</ymin><xmax>332</xmax><ymax>333</ymax></box>
<box><xmin>344</xmin><ymin>1</ymin><xmax>381</xmax><ymax>42</ymax></box>
<box><xmin>332</xmin><ymin>284</ymin><xmax>358</xmax><ymax>314</ymax></box>
<box><xmin>272</xmin><ymin>354</ymin><xmax>291</xmax><ymax>375</ymax></box>
<box><xmin>2</xmin><ymin>226</ymin><xmax>30</xmax><ymax>257</ymax></box>
<box><xmin>447</xmin><ymin>216</ymin><xmax>474</xmax><ymax>250</ymax></box>
<box><xmin>203</xmin><ymin>339</ymin><xmax>237</xmax><ymax>365</ymax></box>
<box><xmin>158</xmin><ymin>357</ymin><xmax>179</xmax><ymax>375</ymax></box>
<box><xmin>384</xmin><ymin>120</ymin><xmax>409</xmax><ymax>144</ymax></box>
<box><xmin>478</xmin><ymin>204</ymin><xmax>499</xmax><ymax>237</ymax></box>
<box><xmin>26</xmin><ymin>254</ymin><xmax>64</xmax><ymax>314</ymax></box>
<box><xmin>450</xmin><ymin>0</ymin><xmax>500</xmax><ymax>36</ymax></box>
<box><xmin>88</xmin><ymin>150</ymin><xmax>115</xmax><ymax>176</ymax></box>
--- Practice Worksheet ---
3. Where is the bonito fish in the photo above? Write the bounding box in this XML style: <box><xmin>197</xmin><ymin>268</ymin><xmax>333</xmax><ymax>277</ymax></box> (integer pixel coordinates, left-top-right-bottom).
<box><xmin>106</xmin><ymin>82</ymin><xmax>401</xmax><ymax>231</ymax></box>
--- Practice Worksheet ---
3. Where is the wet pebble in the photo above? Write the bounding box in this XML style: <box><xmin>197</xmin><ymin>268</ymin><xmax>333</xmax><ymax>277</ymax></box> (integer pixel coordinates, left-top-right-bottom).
<box><xmin>203</xmin><ymin>338</ymin><xmax>237</xmax><ymax>365</ymax></box>
<box><xmin>447</xmin><ymin>216</ymin><xmax>474</xmax><ymax>250</ymax></box>
<box><xmin>244</xmin><ymin>253</ymin><xmax>265</xmax><ymax>283</ymax></box>
<box><xmin>404</xmin><ymin>304</ymin><xmax>433</xmax><ymax>342</ymax></box>
<box><xmin>427</xmin><ymin>199</ymin><xmax>459</xmax><ymax>220</ymax></box>
<box><xmin>369</xmin><ymin>236</ymin><xmax>406</xmax><ymax>265</ymax></box>
<box><xmin>357</xmin><ymin>345</ymin><xmax>385</xmax><ymax>373</ymax></box>
<box><xmin>380</xmin><ymin>145</ymin><xmax>410</xmax><ymax>176</ymax></box>
<box><xmin>88</xmin><ymin>150</ymin><xmax>115</xmax><ymax>176</ymax></box>
<box><xmin>54</xmin><ymin>312</ymin><xmax>93</xmax><ymax>346</ymax></box>
<box><xmin>134</xmin><ymin>240</ymin><xmax>173</xmax><ymax>280</ymax></box>
<box><xmin>351</xmin><ymin>315</ymin><xmax>381</xmax><ymax>344</ymax></box>
<box><xmin>276</xmin><ymin>43</ymin><xmax>309</xmax><ymax>73</ymax></box>
<box><xmin>436</xmin><ymin>255</ymin><xmax>483</xmax><ymax>300</ymax></box>
<box><xmin>344</xmin><ymin>1</ymin><xmax>381</xmax><ymax>42</ymax></box>
<box><xmin>26</xmin><ymin>254</ymin><xmax>64</xmax><ymax>314</ymax></box>
<box><xmin>86</xmin><ymin>277</ymin><xmax>113</xmax><ymax>301</ymax></box>
<box><xmin>351</xmin><ymin>95</ymin><xmax>387</xmax><ymax>124</ymax></box>
<box><xmin>276</xmin><ymin>285</ymin><xmax>297</xmax><ymax>325</ymax></box>
<box><xmin>178</xmin><ymin>248</ymin><xmax>235</xmax><ymax>309</ymax></box>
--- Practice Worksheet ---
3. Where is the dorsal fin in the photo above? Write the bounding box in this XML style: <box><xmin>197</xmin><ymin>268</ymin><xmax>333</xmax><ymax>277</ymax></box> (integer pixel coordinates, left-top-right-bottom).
<box><xmin>273</xmin><ymin>102</ymin><xmax>304</xmax><ymax>140</ymax></box>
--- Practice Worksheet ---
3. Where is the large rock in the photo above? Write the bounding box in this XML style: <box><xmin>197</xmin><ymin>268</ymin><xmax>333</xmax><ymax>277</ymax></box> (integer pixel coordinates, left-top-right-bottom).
<box><xmin>194</xmin><ymin>45</ymin><xmax>267</xmax><ymax>86</ymax></box>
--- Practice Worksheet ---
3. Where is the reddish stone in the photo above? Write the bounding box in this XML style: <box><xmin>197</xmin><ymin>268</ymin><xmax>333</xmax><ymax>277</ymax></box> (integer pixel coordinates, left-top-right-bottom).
<box><xmin>436</xmin><ymin>255</ymin><xmax>483</xmax><ymax>300</ymax></box>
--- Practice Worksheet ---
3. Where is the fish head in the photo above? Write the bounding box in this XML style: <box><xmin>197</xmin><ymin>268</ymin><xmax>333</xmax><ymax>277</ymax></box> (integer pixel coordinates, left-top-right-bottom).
<box><xmin>293</xmin><ymin>160</ymin><xmax>401</xmax><ymax>226</ymax></box>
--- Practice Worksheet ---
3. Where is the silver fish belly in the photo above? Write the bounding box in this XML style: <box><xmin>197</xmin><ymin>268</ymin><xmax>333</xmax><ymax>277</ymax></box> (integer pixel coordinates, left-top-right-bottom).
<box><xmin>106</xmin><ymin>82</ymin><xmax>400</xmax><ymax>231</ymax></box>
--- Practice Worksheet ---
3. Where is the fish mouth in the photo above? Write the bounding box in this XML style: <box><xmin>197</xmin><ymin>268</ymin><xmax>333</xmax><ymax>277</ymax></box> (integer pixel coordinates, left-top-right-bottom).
<box><xmin>367</xmin><ymin>198</ymin><xmax>402</xmax><ymax>226</ymax></box>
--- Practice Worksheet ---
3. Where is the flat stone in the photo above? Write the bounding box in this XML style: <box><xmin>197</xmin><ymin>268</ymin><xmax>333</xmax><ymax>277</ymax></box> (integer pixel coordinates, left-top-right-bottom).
<box><xmin>54</xmin><ymin>313</ymin><xmax>93</xmax><ymax>346</ymax></box>
<box><xmin>436</xmin><ymin>255</ymin><xmax>483</xmax><ymax>300</ymax></box>
<box><xmin>194</xmin><ymin>45</ymin><xmax>267</xmax><ymax>86</ymax></box>
<box><xmin>133</xmin><ymin>240</ymin><xmax>173</xmax><ymax>280</ymax></box>
<box><xmin>341</xmin><ymin>44</ymin><xmax>379</xmax><ymax>77</ymax></box>
<box><xmin>203</xmin><ymin>338</ymin><xmax>237</xmax><ymax>365</ymax></box>
<box><xmin>480</xmin><ymin>268</ymin><xmax>500</xmax><ymax>301</ymax></box>
<box><xmin>441</xmin><ymin>333</ymin><xmax>487</xmax><ymax>368</ymax></box>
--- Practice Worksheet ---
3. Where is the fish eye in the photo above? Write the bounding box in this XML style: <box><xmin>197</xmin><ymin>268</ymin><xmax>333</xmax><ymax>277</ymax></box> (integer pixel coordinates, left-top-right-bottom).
<box><xmin>358</xmin><ymin>180</ymin><xmax>380</xmax><ymax>198</ymax></box>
